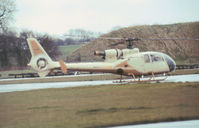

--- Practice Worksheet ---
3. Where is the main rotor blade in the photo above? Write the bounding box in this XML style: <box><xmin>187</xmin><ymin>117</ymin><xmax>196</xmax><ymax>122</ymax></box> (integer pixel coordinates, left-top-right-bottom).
<box><xmin>65</xmin><ymin>34</ymin><xmax>199</xmax><ymax>41</ymax></box>
<box><xmin>98</xmin><ymin>37</ymin><xmax>124</xmax><ymax>40</ymax></box>
<box><xmin>98</xmin><ymin>37</ymin><xmax>199</xmax><ymax>41</ymax></box>
<box><xmin>140</xmin><ymin>38</ymin><xmax>199</xmax><ymax>41</ymax></box>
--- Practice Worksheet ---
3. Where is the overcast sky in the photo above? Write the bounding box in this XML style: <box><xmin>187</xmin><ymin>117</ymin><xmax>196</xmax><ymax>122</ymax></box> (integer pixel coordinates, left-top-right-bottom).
<box><xmin>14</xmin><ymin>0</ymin><xmax>199</xmax><ymax>35</ymax></box>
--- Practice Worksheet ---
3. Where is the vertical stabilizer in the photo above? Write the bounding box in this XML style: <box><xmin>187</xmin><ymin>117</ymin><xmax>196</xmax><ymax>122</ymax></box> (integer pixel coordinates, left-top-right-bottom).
<box><xmin>27</xmin><ymin>38</ymin><xmax>51</xmax><ymax>60</ymax></box>
<box><xmin>26</xmin><ymin>38</ymin><xmax>59</xmax><ymax>77</ymax></box>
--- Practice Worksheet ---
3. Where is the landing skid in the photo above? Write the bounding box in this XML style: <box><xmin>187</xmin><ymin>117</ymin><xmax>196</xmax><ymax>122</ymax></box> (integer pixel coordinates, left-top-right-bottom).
<box><xmin>113</xmin><ymin>73</ymin><xmax>168</xmax><ymax>83</ymax></box>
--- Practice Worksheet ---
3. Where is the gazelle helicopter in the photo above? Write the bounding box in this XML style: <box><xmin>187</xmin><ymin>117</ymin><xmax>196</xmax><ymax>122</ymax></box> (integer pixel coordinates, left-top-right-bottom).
<box><xmin>26</xmin><ymin>37</ymin><xmax>198</xmax><ymax>82</ymax></box>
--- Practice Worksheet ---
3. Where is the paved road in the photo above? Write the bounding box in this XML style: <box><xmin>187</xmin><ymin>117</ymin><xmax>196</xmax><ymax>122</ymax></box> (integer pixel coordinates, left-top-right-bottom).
<box><xmin>0</xmin><ymin>74</ymin><xmax>198</xmax><ymax>93</ymax></box>
<box><xmin>109</xmin><ymin>119</ymin><xmax>199</xmax><ymax>128</ymax></box>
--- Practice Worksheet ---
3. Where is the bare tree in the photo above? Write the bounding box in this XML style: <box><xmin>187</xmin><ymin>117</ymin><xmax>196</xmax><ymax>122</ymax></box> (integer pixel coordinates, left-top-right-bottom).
<box><xmin>0</xmin><ymin>0</ymin><xmax>16</xmax><ymax>32</ymax></box>
<box><xmin>67</xmin><ymin>29</ymin><xmax>101</xmax><ymax>42</ymax></box>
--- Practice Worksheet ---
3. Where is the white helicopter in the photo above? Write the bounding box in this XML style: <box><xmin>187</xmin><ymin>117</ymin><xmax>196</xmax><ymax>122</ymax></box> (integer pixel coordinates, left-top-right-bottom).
<box><xmin>26</xmin><ymin>37</ymin><xmax>197</xmax><ymax>82</ymax></box>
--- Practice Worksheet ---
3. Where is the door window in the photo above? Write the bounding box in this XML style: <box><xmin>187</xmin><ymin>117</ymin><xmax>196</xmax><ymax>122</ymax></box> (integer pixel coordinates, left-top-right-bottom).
<box><xmin>151</xmin><ymin>54</ymin><xmax>162</xmax><ymax>62</ymax></box>
<box><xmin>144</xmin><ymin>54</ymin><xmax>150</xmax><ymax>63</ymax></box>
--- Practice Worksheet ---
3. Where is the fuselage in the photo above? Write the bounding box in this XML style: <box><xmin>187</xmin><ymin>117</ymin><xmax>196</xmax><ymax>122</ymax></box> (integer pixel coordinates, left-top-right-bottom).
<box><xmin>64</xmin><ymin>51</ymin><xmax>176</xmax><ymax>76</ymax></box>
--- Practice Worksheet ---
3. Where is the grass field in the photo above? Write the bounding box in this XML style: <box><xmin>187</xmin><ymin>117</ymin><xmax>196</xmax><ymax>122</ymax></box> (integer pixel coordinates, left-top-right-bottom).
<box><xmin>0</xmin><ymin>82</ymin><xmax>199</xmax><ymax>128</ymax></box>
<box><xmin>58</xmin><ymin>45</ymin><xmax>82</xmax><ymax>60</ymax></box>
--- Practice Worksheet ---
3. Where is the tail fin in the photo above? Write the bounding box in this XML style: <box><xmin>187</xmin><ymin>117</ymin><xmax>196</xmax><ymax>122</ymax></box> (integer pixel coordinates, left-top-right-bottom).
<box><xmin>27</xmin><ymin>38</ymin><xmax>51</xmax><ymax>59</ymax></box>
<box><xmin>27</xmin><ymin>38</ymin><xmax>59</xmax><ymax>77</ymax></box>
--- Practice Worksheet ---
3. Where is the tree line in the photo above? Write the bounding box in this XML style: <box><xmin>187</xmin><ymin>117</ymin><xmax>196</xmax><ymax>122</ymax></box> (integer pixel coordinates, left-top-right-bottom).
<box><xmin>0</xmin><ymin>29</ymin><xmax>101</xmax><ymax>70</ymax></box>
<box><xmin>0</xmin><ymin>31</ymin><xmax>60</xmax><ymax>70</ymax></box>
<box><xmin>57</xmin><ymin>29</ymin><xmax>102</xmax><ymax>45</ymax></box>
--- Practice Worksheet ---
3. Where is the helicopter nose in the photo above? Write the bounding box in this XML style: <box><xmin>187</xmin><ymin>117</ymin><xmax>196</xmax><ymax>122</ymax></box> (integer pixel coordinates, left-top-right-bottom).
<box><xmin>164</xmin><ymin>55</ymin><xmax>176</xmax><ymax>72</ymax></box>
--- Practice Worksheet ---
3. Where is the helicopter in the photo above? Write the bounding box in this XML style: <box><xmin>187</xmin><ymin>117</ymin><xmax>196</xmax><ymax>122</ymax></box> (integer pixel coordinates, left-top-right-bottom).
<box><xmin>26</xmin><ymin>37</ymin><xmax>198</xmax><ymax>83</ymax></box>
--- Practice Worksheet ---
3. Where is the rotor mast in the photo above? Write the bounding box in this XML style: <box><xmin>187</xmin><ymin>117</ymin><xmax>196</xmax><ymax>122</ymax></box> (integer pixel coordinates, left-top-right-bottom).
<box><xmin>124</xmin><ymin>38</ymin><xmax>140</xmax><ymax>49</ymax></box>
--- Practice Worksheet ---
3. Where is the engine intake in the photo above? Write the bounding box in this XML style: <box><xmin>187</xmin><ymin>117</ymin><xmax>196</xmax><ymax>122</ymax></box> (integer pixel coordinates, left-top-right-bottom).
<box><xmin>94</xmin><ymin>51</ymin><xmax>105</xmax><ymax>56</ymax></box>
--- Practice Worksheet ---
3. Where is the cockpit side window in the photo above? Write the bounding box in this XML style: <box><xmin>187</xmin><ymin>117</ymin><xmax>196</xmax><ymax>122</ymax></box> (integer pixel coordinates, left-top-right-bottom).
<box><xmin>144</xmin><ymin>54</ymin><xmax>150</xmax><ymax>63</ymax></box>
<box><xmin>151</xmin><ymin>54</ymin><xmax>162</xmax><ymax>62</ymax></box>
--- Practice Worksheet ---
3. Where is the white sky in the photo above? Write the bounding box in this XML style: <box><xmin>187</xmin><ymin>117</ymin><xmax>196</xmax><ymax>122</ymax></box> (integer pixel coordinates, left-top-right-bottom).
<box><xmin>14</xmin><ymin>0</ymin><xmax>199</xmax><ymax>35</ymax></box>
